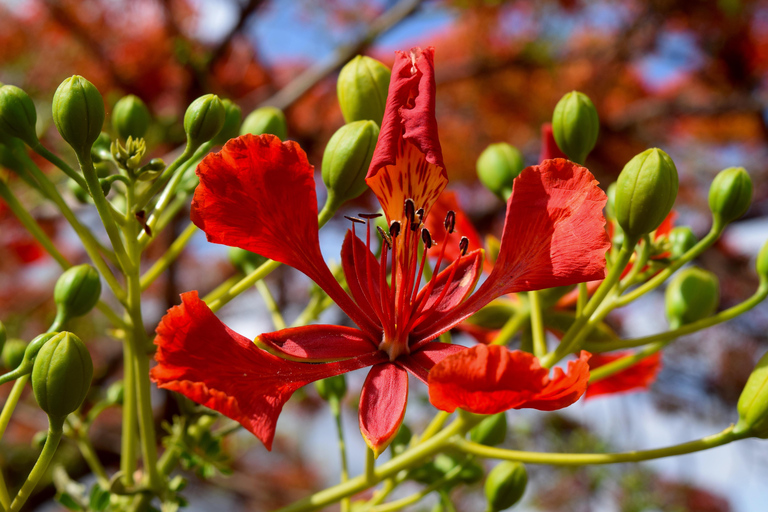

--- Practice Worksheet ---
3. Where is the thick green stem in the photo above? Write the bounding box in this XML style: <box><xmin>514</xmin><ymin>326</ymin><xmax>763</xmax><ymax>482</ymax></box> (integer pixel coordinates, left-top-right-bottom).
<box><xmin>9</xmin><ymin>419</ymin><xmax>64</xmax><ymax>512</ymax></box>
<box><xmin>30</xmin><ymin>142</ymin><xmax>88</xmax><ymax>190</ymax></box>
<box><xmin>120</xmin><ymin>339</ymin><xmax>138</xmax><ymax>487</ymax></box>
<box><xmin>0</xmin><ymin>376</ymin><xmax>28</xmax><ymax>443</ymax></box>
<box><xmin>329</xmin><ymin>397</ymin><xmax>350</xmax><ymax>512</ymax></box>
<box><xmin>528</xmin><ymin>291</ymin><xmax>547</xmax><ymax>357</ymax></box>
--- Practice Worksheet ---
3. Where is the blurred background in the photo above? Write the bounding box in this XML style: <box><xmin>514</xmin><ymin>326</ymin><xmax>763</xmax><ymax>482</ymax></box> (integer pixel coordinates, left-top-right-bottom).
<box><xmin>0</xmin><ymin>0</ymin><xmax>767</xmax><ymax>510</ymax></box>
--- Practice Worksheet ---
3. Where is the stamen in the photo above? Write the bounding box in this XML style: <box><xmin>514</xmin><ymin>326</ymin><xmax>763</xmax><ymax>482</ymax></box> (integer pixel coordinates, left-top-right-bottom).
<box><xmin>377</xmin><ymin>226</ymin><xmax>392</xmax><ymax>249</ymax></box>
<box><xmin>416</xmin><ymin>208</ymin><xmax>425</xmax><ymax>222</ymax></box>
<box><xmin>359</xmin><ymin>213</ymin><xmax>382</xmax><ymax>219</ymax></box>
<box><xmin>345</xmin><ymin>215</ymin><xmax>365</xmax><ymax>224</ymax></box>
<box><xmin>459</xmin><ymin>236</ymin><xmax>469</xmax><ymax>256</ymax></box>
<box><xmin>421</xmin><ymin>228</ymin><xmax>433</xmax><ymax>249</ymax></box>
<box><xmin>444</xmin><ymin>210</ymin><xmax>456</xmax><ymax>233</ymax></box>
<box><xmin>389</xmin><ymin>220</ymin><xmax>401</xmax><ymax>238</ymax></box>
<box><xmin>404</xmin><ymin>198</ymin><xmax>415</xmax><ymax>223</ymax></box>
<box><xmin>410</xmin><ymin>221</ymin><xmax>420</xmax><ymax>232</ymax></box>
<box><xmin>364</xmin><ymin>217</ymin><xmax>385</xmax><ymax>323</ymax></box>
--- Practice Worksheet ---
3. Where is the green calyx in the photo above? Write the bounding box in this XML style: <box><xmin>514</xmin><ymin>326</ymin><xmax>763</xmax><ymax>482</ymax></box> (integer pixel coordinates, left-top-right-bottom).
<box><xmin>0</xmin><ymin>85</ymin><xmax>39</xmax><ymax>146</ymax></box>
<box><xmin>708</xmin><ymin>167</ymin><xmax>753</xmax><ymax>227</ymax></box>
<box><xmin>337</xmin><ymin>55</ymin><xmax>391</xmax><ymax>126</ymax></box>
<box><xmin>111</xmin><ymin>94</ymin><xmax>151</xmax><ymax>140</ymax></box>
<box><xmin>31</xmin><ymin>331</ymin><xmax>94</xmax><ymax>421</ymax></box>
<box><xmin>470</xmin><ymin>413</ymin><xmax>508</xmax><ymax>446</ymax></box>
<box><xmin>665</xmin><ymin>267</ymin><xmax>719</xmax><ymax>326</ymax></box>
<box><xmin>735</xmin><ymin>350</ymin><xmax>768</xmax><ymax>438</ymax></box>
<box><xmin>54</xmin><ymin>264</ymin><xmax>102</xmax><ymax>324</ymax></box>
<box><xmin>240</xmin><ymin>106</ymin><xmax>287</xmax><ymax>140</ymax></box>
<box><xmin>552</xmin><ymin>90</ymin><xmax>599</xmax><ymax>165</ymax></box>
<box><xmin>484</xmin><ymin>461</ymin><xmax>528</xmax><ymax>511</ymax></box>
<box><xmin>213</xmin><ymin>98</ymin><xmax>242</xmax><ymax>146</ymax></box>
<box><xmin>52</xmin><ymin>75</ymin><xmax>106</xmax><ymax>157</ymax></box>
<box><xmin>184</xmin><ymin>94</ymin><xmax>226</xmax><ymax>149</ymax></box>
<box><xmin>476</xmin><ymin>143</ymin><xmax>524</xmax><ymax>201</ymax></box>
<box><xmin>614</xmin><ymin>148</ymin><xmax>679</xmax><ymax>242</ymax></box>
<box><xmin>321</xmin><ymin>120</ymin><xmax>379</xmax><ymax>210</ymax></box>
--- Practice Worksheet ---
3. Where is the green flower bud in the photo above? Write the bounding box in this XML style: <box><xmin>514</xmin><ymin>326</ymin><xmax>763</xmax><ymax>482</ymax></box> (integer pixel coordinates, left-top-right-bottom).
<box><xmin>52</xmin><ymin>76</ymin><xmax>106</xmax><ymax>157</ymax></box>
<box><xmin>54</xmin><ymin>264</ymin><xmax>102</xmax><ymax>324</ymax></box>
<box><xmin>434</xmin><ymin>454</ymin><xmax>484</xmax><ymax>485</ymax></box>
<box><xmin>476</xmin><ymin>143</ymin><xmax>524</xmax><ymax>201</ymax></box>
<box><xmin>552</xmin><ymin>91</ymin><xmax>599</xmax><ymax>164</ymax></box>
<box><xmin>757</xmin><ymin>239</ymin><xmax>768</xmax><ymax>285</ymax></box>
<box><xmin>112</xmin><ymin>95</ymin><xmax>151</xmax><ymax>140</ymax></box>
<box><xmin>240</xmin><ymin>106</ymin><xmax>288</xmax><ymax>140</ymax></box>
<box><xmin>68</xmin><ymin>179</ymin><xmax>91</xmax><ymax>203</ymax></box>
<box><xmin>337</xmin><ymin>55</ymin><xmax>391</xmax><ymax>126</ymax></box>
<box><xmin>485</xmin><ymin>462</ymin><xmax>528</xmax><ymax>511</ymax></box>
<box><xmin>665</xmin><ymin>267</ymin><xmax>719</xmax><ymax>327</ymax></box>
<box><xmin>708</xmin><ymin>167</ymin><xmax>753</xmax><ymax>227</ymax></box>
<box><xmin>184</xmin><ymin>94</ymin><xmax>226</xmax><ymax>149</ymax></box>
<box><xmin>0</xmin><ymin>85</ymin><xmax>39</xmax><ymax>146</ymax></box>
<box><xmin>668</xmin><ymin>226</ymin><xmax>697</xmax><ymax>260</ymax></box>
<box><xmin>470</xmin><ymin>413</ymin><xmax>508</xmax><ymax>446</ymax></box>
<box><xmin>106</xmin><ymin>380</ymin><xmax>124</xmax><ymax>405</ymax></box>
<box><xmin>615</xmin><ymin>148</ymin><xmax>679</xmax><ymax>242</ymax></box>
<box><xmin>228</xmin><ymin>247</ymin><xmax>266</xmax><ymax>274</ymax></box>
<box><xmin>31</xmin><ymin>332</ymin><xmax>93</xmax><ymax>420</ymax></box>
<box><xmin>213</xmin><ymin>99</ymin><xmax>242</xmax><ymax>145</ymax></box>
<box><xmin>2</xmin><ymin>339</ymin><xmax>26</xmax><ymax>370</ymax></box>
<box><xmin>322</xmin><ymin>120</ymin><xmax>379</xmax><ymax>209</ymax></box>
<box><xmin>735</xmin><ymin>350</ymin><xmax>768</xmax><ymax>438</ymax></box>
<box><xmin>315</xmin><ymin>374</ymin><xmax>347</xmax><ymax>401</ymax></box>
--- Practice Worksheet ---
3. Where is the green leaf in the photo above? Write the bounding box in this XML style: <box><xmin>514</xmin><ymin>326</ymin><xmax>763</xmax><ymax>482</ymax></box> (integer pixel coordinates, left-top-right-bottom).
<box><xmin>56</xmin><ymin>493</ymin><xmax>84</xmax><ymax>511</ymax></box>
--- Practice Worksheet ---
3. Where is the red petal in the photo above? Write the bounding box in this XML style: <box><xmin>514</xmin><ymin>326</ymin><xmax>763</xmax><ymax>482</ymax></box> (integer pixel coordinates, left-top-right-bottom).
<box><xmin>397</xmin><ymin>342</ymin><xmax>467</xmax><ymax>384</ymax></box>
<box><xmin>191</xmin><ymin>134</ymin><xmax>373</xmax><ymax>333</ymax></box>
<box><xmin>359</xmin><ymin>363</ymin><xmax>409</xmax><ymax>457</ymax></box>
<box><xmin>258</xmin><ymin>325</ymin><xmax>378</xmax><ymax>362</ymax></box>
<box><xmin>424</xmin><ymin>191</ymin><xmax>485</xmax><ymax>267</ymax></box>
<box><xmin>151</xmin><ymin>291</ymin><xmax>384</xmax><ymax>450</ymax></box>
<box><xmin>539</xmin><ymin>123</ymin><xmax>568</xmax><ymax>162</ymax></box>
<box><xmin>428</xmin><ymin>345</ymin><xmax>590</xmax><ymax>414</ymax></box>
<box><xmin>340</xmin><ymin>229</ymin><xmax>387</xmax><ymax>328</ymax></box>
<box><xmin>585</xmin><ymin>352</ymin><xmax>662</xmax><ymax>399</ymax></box>
<box><xmin>654</xmin><ymin>210</ymin><xmax>676</xmax><ymax>240</ymax></box>
<box><xmin>366</xmin><ymin>47</ymin><xmax>447</xmax><ymax>224</ymax></box>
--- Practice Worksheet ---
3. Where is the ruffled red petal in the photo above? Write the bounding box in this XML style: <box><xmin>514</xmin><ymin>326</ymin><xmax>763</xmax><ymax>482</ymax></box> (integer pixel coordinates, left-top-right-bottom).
<box><xmin>539</xmin><ymin>122</ymin><xmax>568</xmax><ymax>162</ymax></box>
<box><xmin>258</xmin><ymin>325</ymin><xmax>378</xmax><ymax>362</ymax></box>
<box><xmin>585</xmin><ymin>352</ymin><xmax>662</xmax><ymax>399</ymax></box>
<box><xmin>359</xmin><ymin>362</ymin><xmax>409</xmax><ymax>457</ymax></box>
<box><xmin>366</xmin><ymin>47</ymin><xmax>447</xmax><ymax>224</ymax></box>
<box><xmin>428</xmin><ymin>344</ymin><xmax>590</xmax><ymax>414</ymax></box>
<box><xmin>151</xmin><ymin>291</ymin><xmax>385</xmax><ymax>450</ymax></box>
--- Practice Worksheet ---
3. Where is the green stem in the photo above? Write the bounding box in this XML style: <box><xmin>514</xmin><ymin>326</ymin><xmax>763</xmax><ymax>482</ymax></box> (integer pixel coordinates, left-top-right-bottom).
<box><xmin>207</xmin><ymin>260</ymin><xmax>282</xmax><ymax>313</ymax></box>
<box><xmin>576</xmin><ymin>282</ymin><xmax>588</xmax><ymax>317</ymax></box>
<box><xmin>9</xmin><ymin>419</ymin><xmax>64</xmax><ymax>512</ymax></box>
<box><xmin>0</xmin><ymin>376</ymin><xmax>28</xmax><ymax>443</ymax></box>
<box><xmin>291</xmin><ymin>294</ymin><xmax>334</xmax><ymax>327</ymax></box>
<box><xmin>30</xmin><ymin>142</ymin><xmax>88</xmax><ymax>190</ymax></box>
<box><xmin>528</xmin><ymin>291</ymin><xmax>547</xmax><ymax>358</ymax></box>
<box><xmin>490</xmin><ymin>308</ymin><xmax>529</xmax><ymax>346</ymax></box>
<box><xmin>70</xmin><ymin>424</ymin><xmax>110</xmax><ymax>487</ymax></box>
<box><xmin>256</xmin><ymin>280</ymin><xmax>287</xmax><ymax>330</ymax></box>
<box><xmin>452</xmin><ymin>425</ymin><xmax>743</xmax><ymax>465</ymax></box>
<box><xmin>140</xmin><ymin>223</ymin><xmax>198</xmax><ymax>290</ymax></box>
<box><xmin>365</xmin><ymin>447</ymin><xmax>375</xmax><ymax>483</ymax></box>
<box><xmin>329</xmin><ymin>397</ymin><xmax>350</xmax><ymax>512</ymax></box>
<box><xmin>0</xmin><ymin>469</ymin><xmax>9</xmax><ymax>510</ymax></box>
<box><xmin>418</xmin><ymin>411</ymin><xmax>451</xmax><ymax>443</ymax></box>
<box><xmin>588</xmin><ymin>340</ymin><xmax>668</xmax><ymax>382</ymax></box>
<box><xmin>120</xmin><ymin>338</ymin><xmax>138</xmax><ymax>487</ymax></box>
<box><xmin>618</xmin><ymin>234</ymin><xmax>651</xmax><ymax>292</ymax></box>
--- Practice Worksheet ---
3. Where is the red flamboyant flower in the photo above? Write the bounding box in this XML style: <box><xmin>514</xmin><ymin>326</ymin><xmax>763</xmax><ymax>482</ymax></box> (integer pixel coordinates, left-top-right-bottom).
<box><xmin>585</xmin><ymin>351</ymin><xmax>662</xmax><ymax>399</ymax></box>
<box><xmin>151</xmin><ymin>47</ymin><xmax>611</xmax><ymax>455</ymax></box>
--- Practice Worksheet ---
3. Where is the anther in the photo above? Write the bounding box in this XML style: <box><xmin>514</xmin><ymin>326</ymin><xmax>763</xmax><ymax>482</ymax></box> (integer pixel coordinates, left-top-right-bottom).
<box><xmin>344</xmin><ymin>215</ymin><xmax>365</xmax><ymax>224</ymax></box>
<box><xmin>404</xmin><ymin>198</ymin><xmax>415</xmax><ymax>222</ymax></box>
<box><xmin>410</xmin><ymin>221</ymin><xmax>420</xmax><ymax>232</ymax></box>
<box><xmin>444</xmin><ymin>210</ymin><xmax>456</xmax><ymax>233</ymax></box>
<box><xmin>358</xmin><ymin>213</ymin><xmax>382</xmax><ymax>219</ymax></box>
<box><xmin>416</xmin><ymin>208</ymin><xmax>425</xmax><ymax>222</ymax></box>
<box><xmin>459</xmin><ymin>236</ymin><xmax>469</xmax><ymax>256</ymax></box>
<box><xmin>421</xmin><ymin>228</ymin><xmax>433</xmax><ymax>249</ymax></box>
<box><xmin>389</xmin><ymin>220</ymin><xmax>402</xmax><ymax>238</ymax></box>
<box><xmin>377</xmin><ymin>226</ymin><xmax>392</xmax><ymax>249</ymax></box>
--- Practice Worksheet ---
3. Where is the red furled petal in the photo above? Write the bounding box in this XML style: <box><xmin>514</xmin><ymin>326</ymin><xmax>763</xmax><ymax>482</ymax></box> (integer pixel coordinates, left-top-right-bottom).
<box><xmin>340</xmin><ymin>230</ymin><xmax>387</xmax><ymax>328</ymax></box>
<box><xmin>521</xmin><ymin>351</ymin><xmax>591</xmax><ymax>410</ymax></box>
<box><xmin>257</xmin><ymin>325</ymin><xmax>378</xmax><ymax>362</ymax></box>
<box><xmin>425</xmin><ymin>191</ymin><xmax>486</xmax><ymax>267</ymax></box>
<box><xmin>428</xmin><ymin>344</ymin><xmax>590</xmax><ymax>414</ymax></box>
<box><xmin>585</xmin><ymin>352</ymin><xmax>662</xmax><ymax>399</ymax></box>
<box><xmin>359</xmin><ymin>363</ymin><xmax>409</xmax><ymax>457</ymax></box>
<box><xmin>191</xmin><ymin>134</ymin><xmax>374</xmax><ymax>334</ymax></box>
<box><xmin>539</xmin><ymin>123</ymin><xmax>568</xmax><ymax>162</ymax></box>
<box><xmin>366</xmin><ymin>47</ymin><xmax>447</xmax><ymax>224</ymax></box>
<box><xmin>151</xmin><ymin>291</ymin><xmax>385</xmax><ymax>450</ymax></box>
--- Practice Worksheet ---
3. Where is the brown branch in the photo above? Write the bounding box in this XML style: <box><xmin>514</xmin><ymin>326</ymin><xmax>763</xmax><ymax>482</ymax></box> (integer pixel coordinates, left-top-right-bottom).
<box><xmin>208</xmin><ymin>0</ymin><xmax>267</xmax><ymax>66</ymax></box>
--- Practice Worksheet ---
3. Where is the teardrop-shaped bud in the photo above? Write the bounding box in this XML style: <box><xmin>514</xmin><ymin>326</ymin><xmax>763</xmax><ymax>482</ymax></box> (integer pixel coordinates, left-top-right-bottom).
<box><xmin>184</xmin><ymin>94</ymin><xmax>226</xmax><ymax>149</ymax></box>
<box><xmin>735</xmin><ymin>350</ymin><xmax>768</xmax><ymax>438</ymax></box>
<box><xmin>0</xmin><ymin>85</ymin><xmax>39</xmax><ymax>146</ymax></box>
<box><xmin>476</xmin><ymin>143</ymin><xmax>524</xmax><ymax>201</ymax></box>
<box><xmin>213</xmin><ymin>99</ymin><xmax>242</xmax><ymax>146</ymax></box>
<box><xmin>552</xmin><ymin>91</ymin><xmax>599</xmax><ymax>164</ymax></box>
<box><xmin>54</xmin><ymin>264</ymin><xmax>102</xmax><ymax>324</ymax></box>
<box><xmin>470</xmin><ymin>412</ymin><xmax>507</xmax><ymax>446</ymax></box>
<box><xmin>337</xmin><ymin>55</ymin><xmax>391</xmax><ymax>126</ymax></box>
<box><xmin>321</xmin><ymin>120</ymin><xmax>379</xmax><ymax>210</ymax></box>
<box><xmin>665</xmin><ymin>267</ymin><xmax>719</xmax><ymax>327</ymax></box>
<box><xmin>240</xmin><ymin>106</ymin><xmax>287</xmax><ymax>140</ymax></box>
<box><xmin>614</xmin><ymin>148</ymin><xmax>679</xmax><ymax>243</ymax></box>
<box><xmin>485</xmin><ymin>461</ymin><xmax>528</xmax><ymax>511</ymax></box>
<box><xmin>52</xmin><ymin>76</ymin><xmax>106</xmax><ymax>157</ymax></box>
<box><xmin>708</xmin><ymin>167</ymin><xmax>753</xmax><ymax>227</ymax></box>
<box><xmin>2</xmin><ymin>338</ymin><xmax>26</xmax><ymax>370</ymax></box>
<box><xmin>112</xmin><ymin>95</ymin><xmax>151</xmax><ymax>140</ymax></box>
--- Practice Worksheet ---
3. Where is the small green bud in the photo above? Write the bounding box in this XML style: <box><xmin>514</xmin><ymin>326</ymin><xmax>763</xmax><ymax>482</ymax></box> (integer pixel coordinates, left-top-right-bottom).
<box><xmin>485</xmin><ymin>462</ymin><xmax>528</xmax><ymax>511</ymax></box>
<box><xmin>213</xmin><ymin>99</ymin><xmax>242</xmax><ymax>145</ymax></box>
<box><xmin>665</xmin><ymin>267</ymin><xmax>719</xmax><ymax>327</ymax></box>
<box><xmin>31</xmin><ymin>332</ymin><xmax>93</xmax><ymax>420</ymax></box>
<box><xmin>470</xmin><ymin>413</ymin><xmax>507</xmax><ymax>446</ymax></box>
<box><xmin>228</xmin><ymin>247</ymin><xmax>266</xmax><ymax>274</ymax></box>
<box><xmin>321</xmin><ymin>120</ymin><xmax>379</xmax><ymax>209</ymax></box>
<box><xmin>2</xmin><ymin>338</ymin><xmax>26</xmax><ymax>370</ymax></box>
<box><xmin>112</xmin><ymin>95</ymin><xmax>151</xmax><ymax>140</ymax></box>
<box><xmin>708</xmin><ymin>167</ymin><xmax>753</xmax><ymax>227</ymax></box>
<box><xmin>552</xmin><ymin>91</ymin><xmax>599</xmax><ymax>164</ymax></box>
<box><xmin>476</xmin><ymin>143</ymin><xmax>524</xmax><ymax>201</ymax></box>
<box><xmin>615</xmin><ymin>148</ymin><xmax>679</xmax><ymax>242</ymax></box>
<box><xmin>184</xmin><ymin>94</ymin><xmax>226</xmax><ymax>149</ymax></box>
<box><xmin>54</xmin><ymin>264</ymin><xmax>102</xmax><ymax>323</ymax></box>
<box><xmin>668</xmin><ymin>226</ymin><xmax>697</xmax><ymax>259</ymax></box>
<box><xmin>106</xmin><ymin>380</ymin><xmax>124</xmax><ymax>405</ymax></box>
<box><xmin>0</xmin><ymin>85</ymin><xmax>38</xmax><ymax>146</ymax></box>
<box><xmin>337</xmin><ymin>55</ymin><xmax>391</xmax><ymax>126</ymax></box>
<box><xmin>757</xmin><ymin>239</ymin><xmax>768</xmax><ymax>284</ymax></box>
<box><xmin>315</xmin><ymin>374</ymin><xmax>347</xmax><ymax>401</ymax></box>
<box><xmin>68</xmin><ymin>179</ymin><xmax>91</xmax><ymax>203</ymax></box>
<box><xmin>52</xmin><ymin>76</ymin><xmax>106</xmax><ymax>157</ymax></box>
<box><xmin>240</xmin><ymin>106</ymin><xmax>287</xmax><ymax>140</ymax></box>
<box><xmin>735</xmin><ymin>350</ymin><xmax>768</xmax><ymax>438</ymax></box>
